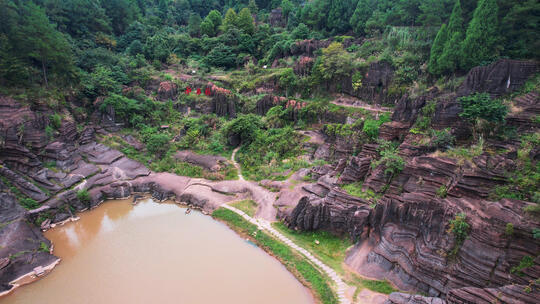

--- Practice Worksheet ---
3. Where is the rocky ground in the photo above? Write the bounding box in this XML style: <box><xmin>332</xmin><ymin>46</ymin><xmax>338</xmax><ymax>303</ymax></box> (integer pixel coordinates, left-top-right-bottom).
<box><xmin>0</xmin><ymin>59</ymin><xmax>539</xmax><ymax>303</ymax></box>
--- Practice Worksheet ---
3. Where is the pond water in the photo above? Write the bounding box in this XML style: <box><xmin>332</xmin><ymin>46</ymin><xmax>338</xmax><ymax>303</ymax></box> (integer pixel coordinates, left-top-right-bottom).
<box><xmin>3</xmin><ymin>198</ymin><xmax>314</xmax><ymax>304</ymax></box>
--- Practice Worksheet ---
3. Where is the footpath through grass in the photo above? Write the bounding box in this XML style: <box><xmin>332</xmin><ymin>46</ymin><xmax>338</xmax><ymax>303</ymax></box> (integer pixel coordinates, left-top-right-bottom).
<box><xmin>212</xmin><ymin>208</ymin><xmax>338</xmax><ymax>304</ymax></box>
<box><xmin>230</xmin><ymin>200</ymin><xmax>258</xmax><ymax>217</ymax></box>
<box><xmin>273</xmin><ymin>222</ymin><xmax>397</xmax><ymax>296</ymax></box>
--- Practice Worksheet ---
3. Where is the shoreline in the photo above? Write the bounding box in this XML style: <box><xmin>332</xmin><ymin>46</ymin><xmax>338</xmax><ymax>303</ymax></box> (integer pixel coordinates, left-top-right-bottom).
<box><xmin>1</xmin><ymin>194</ymin><xmax>320</xmax><ymax>301</ymax></box>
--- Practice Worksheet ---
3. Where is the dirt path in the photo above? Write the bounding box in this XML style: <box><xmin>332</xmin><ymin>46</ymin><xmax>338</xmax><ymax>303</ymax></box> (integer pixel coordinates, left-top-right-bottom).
<box><xmin>331</xmin><ymin>95</ymin><xmax>392</xmax><ymax>114</ymax></box>
<box><xmin>223</xmin><ymin>204</ymin><xmax>351</xmax><ymax>304</ymax></box>
<box><xmin>230</xmin><ymin>147</ymin><xmax>277</xmax><ymax>221</ymax></box>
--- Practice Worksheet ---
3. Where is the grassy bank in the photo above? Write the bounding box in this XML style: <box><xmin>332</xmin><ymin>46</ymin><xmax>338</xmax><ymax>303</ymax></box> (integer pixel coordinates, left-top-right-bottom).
<box><xmin>212</xmin><ymin>208</ymin><xmax>338</xmax><ymax>304</ymax></box>
<box><xmin>273</xmin><ymin>222</ymin><xmax>397</xmax><ymax>296</ymax></box>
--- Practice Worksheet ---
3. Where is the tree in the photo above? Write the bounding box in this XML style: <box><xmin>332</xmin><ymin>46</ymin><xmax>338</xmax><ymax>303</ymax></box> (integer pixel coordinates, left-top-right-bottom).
<box><xmin>19</xmin><ymin>2</ymin><xmax>73</xmax><ymax>86</ymax></box>
<box><xmin>201</xmin><ymin>18</ymin><xmax>215</xmax><ymax>36</ymax></box>
<box><xmin>500</xmin><ymin>0</ymin><xmax>540</xmax><ymax>59</ymax></box>
<box><xmin>188</xmin><ymin>13</ymin><xmax>202</xmax><ymax>37</ymax></box>
<box><xmin>349</xmin><ymin>0</ymin><xmax>376</xmax><ymax>35</ymax></box>
<box><xmin>292</xmin><ymin>23</ymin><xmax>310</xmax><ymax>40</ymax></box>
<box><xmin>248</xmin><ymin>0</ymin><xmax>259</xmax><ymax>15</ymax></box>
<box><xmin>327</xmin><ymin>0</ymin><xmax>354</xmax><ymax>33</ymax></box>
<box><xmin>237</xmin><ymin>8</ymin><xmax>255</xmax><ymax>35</ymax></box>
<box><xmin>207</xmin><ymin>9</ymin><xmax>222</xmax><ymax>28</ymax></box>
<box><xmin>417</xmin><ymin>0</ymin><xmax>452</xmax><ymax>26</ymax></box>
<box><xmin>459</xmin><ymin>93</ymin><xmax>507</xmax><ymax>138</ymax></box>
<box><xmin>281</xmin><ymin>0</ymin><xmax>294</xmax><ymax>22</ymax></box>
<box><xmin>439</xmin><ymin>0</ymin><xmax>464</xmax><ymax>73</ymax></box>
<box><xmin>316</xmin><ymin>42</ymin><xmax>353</xmax><ymax>82</ymax></box>
<box><xmin>201</xmin><ymin>10</ymin><xmax>222</xmax><ymax>37</ymax></box>
<box><xmin>461</xmin><ymin>0</ymin><xmax>501</xmax><ymax>70</ymax></box>
<box><xmin>223</xmin><ymin>114</ymin><xmax>264</xmax><ymax>145</ymax></box>
<box><xmin>428</xmin><ymin>23</ymin><xmax>448</xmax><ymax>75</ymax></box>
<box><xmin>279</xmin><ymin>68</ymin><xmax>297</xmax><ymax>97</ymax></box>
<box><xmin>223</xmin><ymin>8</ymin><xmax>238</xmax><ymax>31</ymax></box>
<box><xmin>205</xmin><ymin>43</ymin><xmax>236</xmax><ymax>68</ymax></box>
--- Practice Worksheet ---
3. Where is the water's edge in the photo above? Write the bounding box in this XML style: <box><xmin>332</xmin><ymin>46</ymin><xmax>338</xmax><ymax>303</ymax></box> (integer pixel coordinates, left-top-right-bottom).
<box><xmin>2</xmin><ymin>193</ymin><xmax>318</xmax><ymax>302</ymax></box>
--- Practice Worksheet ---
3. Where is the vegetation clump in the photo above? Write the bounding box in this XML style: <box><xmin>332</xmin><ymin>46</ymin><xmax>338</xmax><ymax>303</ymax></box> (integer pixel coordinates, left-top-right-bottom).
<box><xmin>447</xmin><ymin>212</ymin><xmax>470</xmax><ymax>259</ymax></box>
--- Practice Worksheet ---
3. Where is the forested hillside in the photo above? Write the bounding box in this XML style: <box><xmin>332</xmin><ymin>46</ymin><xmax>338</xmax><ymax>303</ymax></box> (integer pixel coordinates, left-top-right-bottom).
<box><xmin>0</xmin><ymin>1</ymin><xmax>539</xmax><ymax>303</ymax></box>
<box><xmin>0</xmin><ymin>0</ymin><xmax>538</xmax><ymax>89</ymax></box>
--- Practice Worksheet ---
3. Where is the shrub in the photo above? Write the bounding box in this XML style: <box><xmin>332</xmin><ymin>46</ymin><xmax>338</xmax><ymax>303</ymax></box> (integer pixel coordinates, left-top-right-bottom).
<box><xmin>430</xmin><ymin>128</ymin><xmax>455</xmax><ymax>150</ymax></box>
<box><xmin>45</xmin><ymin>125</ymin><xmax>54</xmax><ymax>139</ymax></box>
<box><xmin>372</xmin><ymin>141</ymin><xmax>404</xmax><ymax>178</ymax></box>
<box><xmin>511</xmin><ymin>255</ymin><xmax>534</xmax><ymax>276</ymax></box>
<box><xmin>223</xmin><ymin>114</ymin><xmax>263</xmax><ymax>145</ymax></box>
<box><xmin>145</xmin><ymin>133</ymin><xmax>170</xmax><ymax>156</ymax></box>
<box><xmin>363</xmin><ymin>114</ymin><xmax>390</xmax><ymax>140</ymax></box>
<box><xmin>447</xmin><ymin>212</ymin><xmax>470</xmax><ymax>258</ymax></box>
<box><xmin>19</xmin><ymin>198</ymin><xmax>39</xmax><ymax>210</ymax></box>
<box><xmin>459</xmin><ymin>93</ymin><xmax>507</xmax><ymax>137</ymax></box>
<box><xmin>50</xmin><ymin>113</ymin><xmax>62</xmax><ymax>129</ymax></box>
<box><xmin>77</xmin><ymin>189</ymin><xmax>91</xmax><ymax>204</ymax></box>
<box><xmin>437</xmin><ymin>185</ymin><xmax>447</xmax><ymax>198</ymax></box>
<box><xmin>505</xmin><ymin>223</ymin><xmax>514</xmax><ymax>237</ymax></box>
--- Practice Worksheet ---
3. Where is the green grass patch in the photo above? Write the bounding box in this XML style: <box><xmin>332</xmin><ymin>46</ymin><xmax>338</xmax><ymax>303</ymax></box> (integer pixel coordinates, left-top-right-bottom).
<box><xmin>340</xmin><ymin>182</ymin><xmax>381</xmax><ymax>203</ymax></box>
<box><xmin>212</xmin><ymin>208</ymin><xmax>338</xmax><ymax>304</ymax></box>
<box><xmin>273</xmin><ymin>222</ymin><xmax>353</xmax><ymax>273</ymax></box>
<box><xmin>230</xmin><ymin>200</ymin><xmax>258</xmax><ymax>217</ymax></box>
<box><xmin>346</xmin><ymin>272</ymin><xmax>397</xmax><ymax>295</ymax></box>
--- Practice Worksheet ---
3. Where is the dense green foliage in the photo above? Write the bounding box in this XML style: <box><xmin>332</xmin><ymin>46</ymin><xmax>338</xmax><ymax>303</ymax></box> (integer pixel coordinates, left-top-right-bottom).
<box><xmin>1</xmin><ymin>0</ymin><xmax>536</xmax><ymax>88</ymax></box>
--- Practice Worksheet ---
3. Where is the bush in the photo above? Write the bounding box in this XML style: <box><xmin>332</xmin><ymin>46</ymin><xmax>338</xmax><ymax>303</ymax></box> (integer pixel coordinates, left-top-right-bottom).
<box><xmin>223</xmin><ymin>114</ymin><xmax>263</xmax><ymax>145</ymax></box>
<box><xmin>505</xmin><ymin>223</ymin><xmax>514</xmax><ymax>237</ymax></box>
<box><xmin>77</xmin><ymin>189</ymin><xmax>91</xmax><ymax>204</ymax></box>
<box><xmin>19</xmin><ymin>198</ymin><xmax>39</xmax><ymax>210</ymax></box>
<box><xmin>50</xmin><ymin>113</ymin><xmax>62</xmax><ymax>129</ymax></box>
<box><xmin>363</xmin><ymin>114</ymin><xmax>390</xmax><ymax>140</ymax></box>
<box><xmin>459</xmin><ymin>93</ymin><xmax>507</xmax><ymax>137</ymax></box>
<box><xmin>511</xmin><ymin>255</ymin><xmax>534</xmax><ymax>276</ymax></box>
<box><xmin>437</xmin><ymin>185</ymin><xmax>447</xmax><ymax>198</ymax></box>
<box><xmin>372</xmin><ymin>140</ymin><xmax>404</xmax><ymax>178</ymax></box>
<box><xmin>430</xmin><ymin>128</ymin><xmax>455</xmax><ymax>150</ymax></box>
<box><xmin>447</xmin><ymin>212</ymin><xmax>470</xmax><ymax>258</ymax></box>
<box><xmin>145</xmin><ymin>133</ymin><xmax>170</xmax><ymax>156</ymax></box>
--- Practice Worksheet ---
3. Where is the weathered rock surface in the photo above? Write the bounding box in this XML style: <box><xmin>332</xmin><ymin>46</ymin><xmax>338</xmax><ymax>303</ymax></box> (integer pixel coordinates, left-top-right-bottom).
<box><xmin>174</xmin><ymin>150</ymin><xmax>228</xmax><ymax>171</ymax></box>
<box><xmin>457</xmin><ymin>59</ymin><xmax>539</xmax><ymax>97</ymax></box>
<box><xmin>157</xmin><ymin>81</ymin><xmax>178</xmax><ymax>101</ymax></box>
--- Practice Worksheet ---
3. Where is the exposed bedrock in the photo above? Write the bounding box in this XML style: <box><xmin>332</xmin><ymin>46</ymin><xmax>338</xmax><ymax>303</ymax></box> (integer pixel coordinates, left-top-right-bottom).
<box><xmin>457</xmin><ymin>59</ymin><xmax>539</xmax><ymax>98</ymax></box>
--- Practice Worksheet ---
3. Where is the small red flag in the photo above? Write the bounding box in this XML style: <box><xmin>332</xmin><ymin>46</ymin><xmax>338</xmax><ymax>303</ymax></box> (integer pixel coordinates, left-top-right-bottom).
<box><xmin>205</xmin><ymin>87</ymin><xmax>211</xmax><ymax>96</ymax></box>
<box><xmin>196</xmin><ymin>88</ymin><xmax>201</xmax><ymax>95</ymax></box>
<box><xmin>185</xmin><ymin>87</ymin><xmax>192</xmax><ymax>94</ymax></box>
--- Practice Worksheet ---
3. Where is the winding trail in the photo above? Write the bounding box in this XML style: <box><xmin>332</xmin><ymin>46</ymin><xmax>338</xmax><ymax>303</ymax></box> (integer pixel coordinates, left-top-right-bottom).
<box><xmin>228</xmin><ymin>148</ymin><xmax>351</xmax><ymax>304</ymax></box>
<box><xmin>222</xmin><ymin>204</ymin><xmax>350</xmax><ymax>304</ymax></box>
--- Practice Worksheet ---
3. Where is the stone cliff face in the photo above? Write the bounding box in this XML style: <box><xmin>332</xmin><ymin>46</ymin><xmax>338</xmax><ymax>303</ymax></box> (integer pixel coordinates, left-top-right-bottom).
<box><xmin>287</xmin><ymin>59</ymin><xmax>540</xmax><ymax>303</ymax></box>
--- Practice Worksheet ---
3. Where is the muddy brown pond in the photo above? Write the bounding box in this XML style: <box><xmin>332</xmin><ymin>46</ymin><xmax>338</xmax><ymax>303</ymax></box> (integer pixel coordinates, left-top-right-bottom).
<box><xmin>3</xmin><ymin>198</ymin><xmax>314</xmax><ymax>304</ymax></box>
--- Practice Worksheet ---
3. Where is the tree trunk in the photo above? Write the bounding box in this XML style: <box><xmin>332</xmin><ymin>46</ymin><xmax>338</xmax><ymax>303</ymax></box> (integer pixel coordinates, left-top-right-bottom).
<box><xmin>41</xmin><ymin>59</ymin><xmax>48</xmax><ymax>87</ymax></box>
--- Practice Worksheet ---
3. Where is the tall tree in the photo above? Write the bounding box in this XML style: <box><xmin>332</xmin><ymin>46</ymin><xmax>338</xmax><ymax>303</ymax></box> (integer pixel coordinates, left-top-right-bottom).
<box><xmin>19</xmin><ymin>2</ymin><xmax>73</xmax><ymax>86</ymax></box>
<box><xmin>349</xmin><ymin>0</ymin><xmax>376</xmax><ymax>35</ymax></box>
<box><xmin>327</xmin><ymin>0</ymin><xmax>354</xmax><ymax>33</ymax></box>
<box><xmin>188</xmin><ymin>13</ymin><xmax>202</xmax><ymax>37</ymax></box>
<box><xmin>428</xmin><ymin>23</ymin><xmax>448</xmax><ymax>75</ymax></box>
<box><xmin>500</xmin><ymin>0</ymin><xmax>540</xmax><ymax>59</ymax></box>
<box><xmin>439</xmin><ymin>0</ymin><xmax>464</xmax><ymax>73</ymax></box>
<box><xmin>461</xmin><ymin>0</ymin><xmax>500</xmax><ymax>69</ymax></box>
<box><xmin>237</xmin><ymin>8</ymin><xmax>255</xmax><ymax>35</ymax></box>
<box><xmin>248</xmin><ymin>0</ymin><xmax>258</xmax><ymax>14</ymax></box>
<box><xmin>223</xmin><ymin>8</ymin><xmax>238</xmax><ymax>31</ymax></box>
<box><xmin>207</xmin><ymin>10</ymin><xmax>222</xmax><ymax>28</ymax></box>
